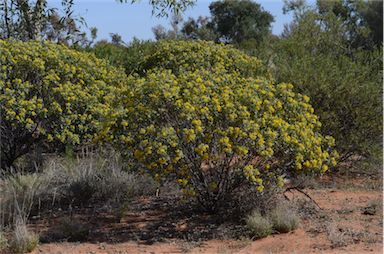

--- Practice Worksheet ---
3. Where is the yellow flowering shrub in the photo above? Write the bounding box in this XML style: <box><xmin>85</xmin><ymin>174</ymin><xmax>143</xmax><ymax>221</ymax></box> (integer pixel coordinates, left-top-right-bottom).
<box><xmin>136</xmin><ymin>40</ymin><xmax>263</xmax><ymax>77</ymax></box>
<box><xmin>109</xmin><ymin>68</ymin><xmax>338</xmax><ymax>211</ymax></box>
<box><xmin>0</xmin><ymin>40</ymin><xmax>126</xmax><ymax>169</ymax></box>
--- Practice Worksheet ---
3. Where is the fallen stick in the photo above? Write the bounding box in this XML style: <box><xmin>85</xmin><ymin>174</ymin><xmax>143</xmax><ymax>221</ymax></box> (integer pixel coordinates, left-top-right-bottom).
<box><xmin>284</xmin><ymin>186</ymin><xmax>322</xmax><ymax>210</ymax></box>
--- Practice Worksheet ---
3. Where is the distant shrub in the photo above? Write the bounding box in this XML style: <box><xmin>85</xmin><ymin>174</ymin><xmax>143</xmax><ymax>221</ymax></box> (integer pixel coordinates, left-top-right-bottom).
<box><xmin>90</xmin><ymin>38</ymin><xmax>156</xmax><ymax>75</ymax></box>
<box><xmin>0</xmin><ymin>39</ymin><xmax>127</xmax><ymax>170</ymax></box>
<box><xmin>56</xmin><ymin>217</ymin><xmax>89</xmax><ymax>242</ymax></box>
<box><xmin>91</xmin><ymin>40</ymin><xmax>265</xmax><ymax>78</ymax></box>
<box><xmin>269</xmin><ymin>204</ymin><xmax>299</xmax><ymax>233</ymax></box>
<box><xmin>271</xmin><ymin>12</ymin><xmax>382</xmax><ymax>161</ymax></box>
<box><xmin>245</xmin><ymin>210</ymin><xmax>273</xmax><ymax>239</ymax></box>
<box><xmin>109</xmin><ymin>65</ymin><xmax>338</xmax><ymax>211</ymax></box>
<box><xmin>137</xmin><ymin>40</ymin><xmax>263</xmax><ymax>77</ymax></box>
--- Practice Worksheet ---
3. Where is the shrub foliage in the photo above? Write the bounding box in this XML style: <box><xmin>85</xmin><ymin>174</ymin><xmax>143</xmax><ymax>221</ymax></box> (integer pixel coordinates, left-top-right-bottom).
<box><xmin>270</xmin><ymin>11</ymin><xmax>382</xmax><ymax>161</ymax></box>
<box><xmin>0</xmin><ymin>40</ymin><xmax>126</xmax><ymax>169</ymax></box>
<box><xmin>137</xmin><ymin>40</ymin><xmax>263</xmax><ymax>77</ymax></box>
<box><xmin>89</xmin><ymin>39</ymin><xmax>156</xmax><ymax>75</ymax></box>
<box><xmin>108</xmin><ymin>42</ymin><xmax>337</xmax><ymax>210</ymax></box>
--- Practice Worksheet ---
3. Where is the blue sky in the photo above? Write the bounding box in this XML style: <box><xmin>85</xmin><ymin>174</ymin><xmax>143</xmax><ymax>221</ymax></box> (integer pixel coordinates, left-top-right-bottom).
<box><xmin>47</xmin><ymin>0</ymin><xmax>300</xmax><ymax>43</ymax></box>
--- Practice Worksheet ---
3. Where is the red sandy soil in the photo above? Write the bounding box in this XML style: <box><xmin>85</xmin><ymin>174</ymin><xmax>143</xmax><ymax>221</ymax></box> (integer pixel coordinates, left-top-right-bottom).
<box><xmin>24</xmin><ymin>176</ymin><xmax>383</xmax><ymax>254</ymax></box>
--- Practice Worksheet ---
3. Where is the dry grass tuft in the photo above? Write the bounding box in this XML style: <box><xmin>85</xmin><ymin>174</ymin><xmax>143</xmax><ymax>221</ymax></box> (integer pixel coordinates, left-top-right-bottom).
<box><xmin>9</xmin><ymin>220</ymin><xmax>39</xmax><ymax>254</ymax></box>
<box><xmin>245</xmin><ymin>210</ymin><xmax>273</xmax><ymax>239</ymax></box>
<box><xmin>269</xmin><ymin>203</ymin><xmax>300</xmax><ymax>233</ymax></box>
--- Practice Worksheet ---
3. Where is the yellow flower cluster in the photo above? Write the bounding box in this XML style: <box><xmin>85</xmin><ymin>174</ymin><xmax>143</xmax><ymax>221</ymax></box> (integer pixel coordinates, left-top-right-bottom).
<box><xmin>140</xmin><ymin>40</ymin><xmax>262</xmax><ymax>78</ymax></box>
<box><xmin>0</xmin><ymin>39</ymin><xmax>339</xmax><ymax>207</ymax></box>
<box><xmin>111</xmin><ymin>58</ymin><xmax>338</xmax><ymax>196</ymax></box>
<box><xmin>0</xmin><ymin>40</ymin><xmax>126</xmax><ymax>151</ymax></box>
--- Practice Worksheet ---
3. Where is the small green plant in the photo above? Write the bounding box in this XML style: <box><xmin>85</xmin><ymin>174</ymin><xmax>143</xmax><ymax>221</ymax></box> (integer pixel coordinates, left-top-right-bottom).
<box><xmin>362</xmin><ymin>199</ymin><xmax>381</xmax><ymax>215</ymax></box>
<box><xmin>245</xmin><ymin>210</ymin><xmax>273</xmax><ymax>239</ymax></box>
<box><xmin>269</xmin><ymin>204</ymin><xmax>300</xmax><ymax>233</ymax></box>
<box><xmin>115</xmin><ymin>201</ymin><xmax>131</xmax><ymax>223</ymax></box>
<box><xmin>9</xmin><ymin>220</ymin><xmax>39</xmax><ymax>254</ymax></box>
<box><xmin>0</xmin><ymin>230</ymin><xmax>8</xmax><ymax>251</ymax></box>
<box><xmin>58</xmin><ymin>217</ymin><xmax>89</xmax><ymax>242</ymax></box>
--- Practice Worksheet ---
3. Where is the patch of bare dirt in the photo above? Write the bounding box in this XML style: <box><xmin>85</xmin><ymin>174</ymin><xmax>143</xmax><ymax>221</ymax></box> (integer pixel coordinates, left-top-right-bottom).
<box><xmin>26</xmin><ymin>177</ymin><xmax>382</xmax><ymax>254</ymax></box>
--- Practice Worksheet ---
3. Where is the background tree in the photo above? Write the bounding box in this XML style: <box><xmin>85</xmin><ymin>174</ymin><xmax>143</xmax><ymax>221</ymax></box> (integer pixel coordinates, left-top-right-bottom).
<box><xmin>316</xmin><ymin>0</ymin><xmax>382</xmax><ymax>50</ymax></box>
<box><xmin>285</xmin><ymin>0</ymin><xmax>383</xmax><ymax>50</ymax></box>
<box><xmin>152</xmin><ymin>13</ymin><xmax>183</xmax><ymax>40</ymax></box>
<box><xmin>181</xmin><ymin>16</ymin><xmax>216</xmax><ymax>40</ymax></box>
<box><xmin>0</xmin><ymin>0</ymin><xmax>48</xmax><ymax>40</ymax></box>
<box><xmin>208</xmin><ymin>0</ymin><xmax>274</xmax><ymax>44</ymax></box>
<box><xmin>361</xmin><ymin>0</ymin><xmax>383</xmax><ymax>47</ymax></box>
<box><xmin>43</xmin><ymin>10</ymin><xmax>89</xmax><ymax>46</ymax></box>
<box><xmin>1</xmin><ymin>0</ymin><xmax>196</xmax><ymax>42</ymax></box>
<box><xmin>152</xmin><ymin>0</ymin><xmax>275</xmax><ymax>44</ymax></box>
<box><xmin>0</xmin><ymin>0</ymin><xmax>87</xmax><ymax>43</ymax></box>
<box><xmin>269</xmin><ymin>1</ymin><xmax>382</xmax><ymax>162</ymax></box>
<box><xmin>110</xmin><ymin>33</ymin><xmax>124</xmax><ymax>45</ymax></box>
<box><xmin>152</xmin><ymin>24</ymin><xmax>169</xmax><ymax>40</ymax></box>
<box><xmin>119</xmin><ymin>0</ymin><xmax>196</xmax><ymax>17</ymax></box>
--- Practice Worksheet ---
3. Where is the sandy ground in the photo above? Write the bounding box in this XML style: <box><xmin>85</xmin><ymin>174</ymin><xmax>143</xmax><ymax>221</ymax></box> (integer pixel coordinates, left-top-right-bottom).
<box><xmin>12</xmin><ymin>175</ymin><xmax>381</xmax><ymax>254</ymax></box>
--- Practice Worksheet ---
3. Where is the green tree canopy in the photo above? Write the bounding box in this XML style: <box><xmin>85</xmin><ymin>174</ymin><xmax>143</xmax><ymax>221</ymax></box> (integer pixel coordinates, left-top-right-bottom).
<box><xmin>118</xmin><ymin>0</ymin><xmax>196</xmax><ymax>17</ymax></box>
<box><xmin>285</xmin><ymin>0</ymin><xmax>383</xmax><ymax>50</ymax></box>
<box><xmin>208</xmin><ymin>0</ymin><xmax>274</xmax><ymax>44</ymax></box>
<box><xmin>271</xmin><ymin>5</ymin><xmax>382</xmax><ymax>161</ymax></box>
<box><xmin>1</xmin><ymin>0</ymin><xmax>196</xmax><ymax>42</ymax></box>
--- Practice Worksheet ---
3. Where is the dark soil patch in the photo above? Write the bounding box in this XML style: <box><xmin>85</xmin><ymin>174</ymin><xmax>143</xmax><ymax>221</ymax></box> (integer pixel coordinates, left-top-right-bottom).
<box><xmin>32</xmin><ymin>194</ymin><xmax>247</xmax><ymax>245</ymax></box>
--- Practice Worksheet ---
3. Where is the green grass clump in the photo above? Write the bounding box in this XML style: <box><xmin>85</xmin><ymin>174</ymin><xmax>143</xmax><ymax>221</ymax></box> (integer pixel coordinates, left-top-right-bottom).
<box><xmin>58</xmin><ymin>217</ymin><xmax>90</xmax><ymax>242</ymax></box>
<box><xmin>0</xmin><ymin>230</ymin><xmax>8</xmax><ymax>251</ymax></box>
<box><xmin>9</xmin><ymin>221</ymin><xmax>39</xmax><ymax>254</ymax></box>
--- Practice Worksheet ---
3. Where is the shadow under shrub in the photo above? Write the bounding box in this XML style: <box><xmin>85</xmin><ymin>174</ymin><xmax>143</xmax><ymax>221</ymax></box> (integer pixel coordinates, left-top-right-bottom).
<box><xmin>218</xmin><ymin>183</ymin><xmax>282</xmax><ymax>220</ymax></box>
<box><xmin>40</xmin><ymin>217</ymin><xmax>90</xmax><ymax>243</ymax></box>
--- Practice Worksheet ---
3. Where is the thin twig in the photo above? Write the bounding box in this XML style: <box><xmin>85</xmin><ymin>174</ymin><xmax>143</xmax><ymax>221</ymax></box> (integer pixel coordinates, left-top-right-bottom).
<box><xmin>284</xmin><ymin>186</ymin><xmax>322</xmax><ymax>210</ymax></box>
